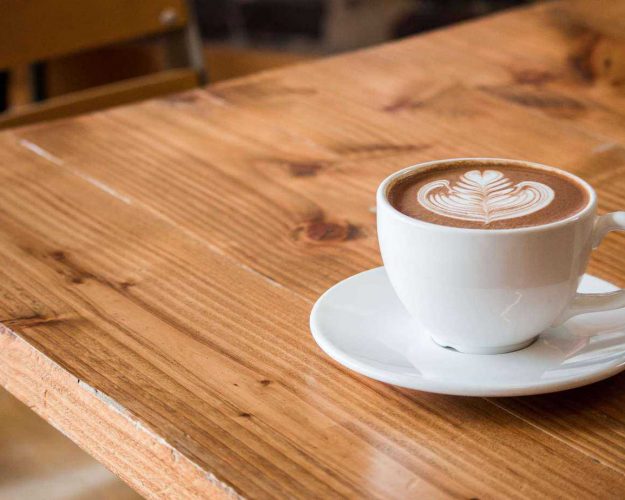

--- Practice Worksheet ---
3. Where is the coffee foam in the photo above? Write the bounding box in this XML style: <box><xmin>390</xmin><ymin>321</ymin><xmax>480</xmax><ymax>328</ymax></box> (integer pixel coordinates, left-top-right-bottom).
<box><xmin>417</xmin><ymin>169</ymin><xmax>555</xmax><ymax>224</ymax></box>
<box><xmin>388</xmin><ymin>162</ymin><xmax>589</xmax><ymax>229</ymax></box>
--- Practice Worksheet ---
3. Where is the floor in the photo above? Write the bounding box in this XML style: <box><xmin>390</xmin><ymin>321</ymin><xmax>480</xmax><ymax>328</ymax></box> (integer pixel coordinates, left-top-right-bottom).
<box><xmin>0</xmin><ymin>389</ymin><xmax>141</xmax><ymax>500</ymax></box>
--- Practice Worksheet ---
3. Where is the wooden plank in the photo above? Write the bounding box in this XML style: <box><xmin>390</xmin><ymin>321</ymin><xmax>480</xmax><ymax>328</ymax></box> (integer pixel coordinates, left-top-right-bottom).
<box><xmin>15</xmin><ymin>66</ymin><xmax>625</xmax><ymax>295</ymax></box>
<box><xmin>0</xmin><ymin>0</ymin><xmax>188</xmax><ymax>68</ymax></box>
<box><xmin>0</xmin><ymin>130</ymin><xmax>624</xmax><ymax>498</ymax></box>
<box><xmin>0</xmin><ymin>327</ymin><xmax>231</xmax><ymax>499</ymax></box>
<box><xmin>2</xmin><ymin>2</ymin><xmax>625</xmax><ymax>497</ymax></box>
<box><xmin>0</xmin><ymin>69</ymin><xmax>198</xmax><ymax>129</ymax></box>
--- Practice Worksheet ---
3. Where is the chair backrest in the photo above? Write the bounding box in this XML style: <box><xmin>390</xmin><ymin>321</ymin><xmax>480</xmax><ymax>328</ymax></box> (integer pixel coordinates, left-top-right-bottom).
<box><xmin>0</xmin><ymin>0</ymin><xmax>190</xmax><ymax>69</ymax></box>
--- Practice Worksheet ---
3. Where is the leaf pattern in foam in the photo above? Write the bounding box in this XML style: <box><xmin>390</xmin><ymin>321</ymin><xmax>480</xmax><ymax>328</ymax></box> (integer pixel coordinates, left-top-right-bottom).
<box><xmin>417</xmin><ymin>170</ymin><xmax>554</xmax><ymax>224</ymax></box>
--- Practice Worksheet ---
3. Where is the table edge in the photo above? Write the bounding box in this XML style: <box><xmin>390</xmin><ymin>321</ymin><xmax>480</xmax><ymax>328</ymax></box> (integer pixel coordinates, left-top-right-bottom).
<box><xmin>0</xmin><ymin>322</ymin><xmax>240</xmax><ymax>500</ymax></box>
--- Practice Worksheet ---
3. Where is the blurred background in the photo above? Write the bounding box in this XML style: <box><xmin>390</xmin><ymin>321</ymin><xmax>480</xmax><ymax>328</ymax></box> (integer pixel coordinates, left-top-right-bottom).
<box><xmin>0</xmin><ymin>0</ymin><xmax>534</xmax><ymax>129</ymax></box>
<box><xmin>194</xmin><ymin>0</ymin><xmax>531</xmax><ymax>62</ymax></box>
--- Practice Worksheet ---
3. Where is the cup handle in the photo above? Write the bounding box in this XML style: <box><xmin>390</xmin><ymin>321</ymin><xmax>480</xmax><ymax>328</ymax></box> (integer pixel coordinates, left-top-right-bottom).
<box><xmin>555</xmin><ymin>211</ymin><xmax>625</xmax><ymax>324</ymax></box>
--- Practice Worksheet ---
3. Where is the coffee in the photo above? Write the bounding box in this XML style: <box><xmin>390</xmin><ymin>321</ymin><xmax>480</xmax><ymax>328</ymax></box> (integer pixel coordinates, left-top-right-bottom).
<box><xmin>387</xmin><ymin>161</ymin><xmax>589</xmax><ymax>229</ymax></box>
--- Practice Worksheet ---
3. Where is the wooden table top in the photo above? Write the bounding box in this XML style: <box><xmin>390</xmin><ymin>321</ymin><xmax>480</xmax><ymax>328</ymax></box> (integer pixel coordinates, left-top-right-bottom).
<box><xmin>2</xmin><ymin>2</ymin><xmax>625</xmax><ymax>498</ymax></box>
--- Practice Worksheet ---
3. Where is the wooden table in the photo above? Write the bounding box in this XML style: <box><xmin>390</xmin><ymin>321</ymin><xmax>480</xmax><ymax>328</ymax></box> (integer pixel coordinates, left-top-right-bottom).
<box><xmin>2</xmin><ymin>2</ymin><xmax>625</xmax><ymax>498</ymax></box>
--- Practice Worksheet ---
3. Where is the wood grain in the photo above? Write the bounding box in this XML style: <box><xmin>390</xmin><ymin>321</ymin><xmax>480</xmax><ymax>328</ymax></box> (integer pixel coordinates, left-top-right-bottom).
<box><xmin>2</xmin><ymin>2</ymin><xmax>625</xmax><ymax>498</ymax></box>
<box><xmin>0</xmin><ymin>326</ymin><xmax>230</xmax><ymax>499</ymax></box>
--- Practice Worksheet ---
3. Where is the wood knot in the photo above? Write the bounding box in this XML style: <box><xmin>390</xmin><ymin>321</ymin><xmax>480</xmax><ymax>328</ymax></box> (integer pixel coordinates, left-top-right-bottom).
<box><xmin>288</xmin><ymin>161</ymin><xmax>324</xmax><ymax>177</ymax></box>
<box><xmin>48</xmin><ymin>250</ymin><xmax>95</xmax><ymax>285</ymax></box>
<box><xmin>293</xmin><ymin>219</ymin><xmax>361</xmax><ymax>243</ymax></box>
<box><xmin>383</xmin><ymin>97</ymin><xmax>423</xmax><ymax>113</ymax></box>
<box><xmin>2</xmin><ymin>313</ymin><xmax>65</xmax><ymax>328</ymax></box>
<box><xmin>569</xmin><ymin>33</ymin><xmax>601</xmax><ymax>83</ymax></box>
<box><xmin>238</xmin><ymin>412</ymin><xmax>253</xmax><ymax>419</ymax></box>
<box><xmin>68</xmin><ymin>271</ymin><xmax>94</xmax><ymax>285</ymax></box>
<box><xmin>585</xmin><ymin>36</ymin><xmax>625</xmax><ymax>86</ymax></box>
<box><xmin>119</xmin><ymin>280</ymin><xmax>136</xmax><ymax>290</ymax></box>
<box><xmin>50</xmin><ymin>250</ymin><xmax>66</xmax><ymax>261</ymax></box>
<box><xmin>334</xmin><ymin>143</ymin><xmax>430</xmax><ymax>159</ymax></box>
<box><xmin>257</xmin><ymin>158</ymin><xmax>329</xmax><ymax>177</ymax></box>
<box><xmin>511</xmin><ymin>68</ymin><xmax>555</xmax><ymax>86</ymax></box>
<box><xmin>482</xmin><ymin>86</ymin><xmax>586</xmax><ymax>119</ymax></box>
<box><xmin>259</xmin><ymin>379</ymin><xmax>271</xmax><ymax>386</ymax></box>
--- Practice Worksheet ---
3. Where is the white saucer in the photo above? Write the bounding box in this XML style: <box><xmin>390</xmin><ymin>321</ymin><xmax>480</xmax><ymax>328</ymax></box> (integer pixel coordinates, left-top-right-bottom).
<box><xmin>310</xmin><ymin>267</ymin><xmax>625</xmax><ymax>396</ymax></box>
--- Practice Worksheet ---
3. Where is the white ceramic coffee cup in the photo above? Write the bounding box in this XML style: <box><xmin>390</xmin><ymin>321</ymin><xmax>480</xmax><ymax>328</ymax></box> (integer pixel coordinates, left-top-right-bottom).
<box><xmin>377</xmin><ymin>158</ymin><xmax>625</xmax><ymax>354</ymax></box>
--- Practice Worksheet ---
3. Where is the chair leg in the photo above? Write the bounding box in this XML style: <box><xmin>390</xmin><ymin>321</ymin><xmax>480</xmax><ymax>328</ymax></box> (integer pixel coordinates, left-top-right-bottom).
<box><xmin>163</xmin><ymin>1</ymin><xmax>207</xmax><ymax>84</ymax></box>
<box><xmin>30</xmin><ymin>62</ymin><xmax>47</xmax><ymax>102</ymax></box>
<box><xmin>184</xmin><ymin>0</ymin><xmax>207</xmax><ymax>84</ymax></box>
<box><xmin>0</xmin><ymin>71</ymin><xmax>8</xmax><ymax>112</ymax></box>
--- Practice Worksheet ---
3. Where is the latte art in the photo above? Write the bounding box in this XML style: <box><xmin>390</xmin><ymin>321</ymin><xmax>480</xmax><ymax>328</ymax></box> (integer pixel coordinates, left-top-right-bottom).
<box><xmin>416</xmin><ymin>170</ymin><xmax>554</xmax><ymax>224</ymax></box>
<box><xmin>388</xmin><ymin>162</ymin><xmax>589</xmax><ymax>229</ymax></box>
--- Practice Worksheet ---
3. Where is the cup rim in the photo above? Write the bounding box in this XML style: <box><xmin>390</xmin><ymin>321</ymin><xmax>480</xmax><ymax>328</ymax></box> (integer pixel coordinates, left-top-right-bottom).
<box><xmin>377</xmin><ymin>158</ymin><xmax>597</xmax><ymax>234</ymax></box>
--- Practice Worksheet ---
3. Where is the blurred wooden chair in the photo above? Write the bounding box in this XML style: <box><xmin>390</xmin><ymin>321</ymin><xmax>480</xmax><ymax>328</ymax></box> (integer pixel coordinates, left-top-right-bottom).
<box><xmin>0</xmin><ymin>0</ymin><xmax>205</xmax><ymax>129</ymax></box>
